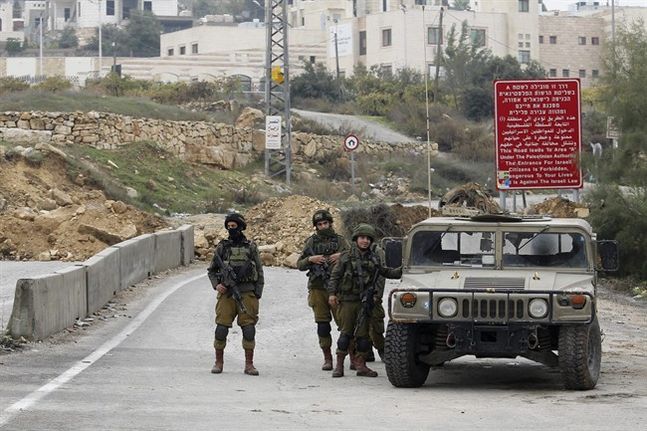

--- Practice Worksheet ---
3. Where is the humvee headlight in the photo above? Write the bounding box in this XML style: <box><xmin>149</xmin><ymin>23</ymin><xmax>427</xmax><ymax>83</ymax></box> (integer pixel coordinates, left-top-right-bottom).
<box><xmin>400</xmin><ymin>292</ymin><xmax>417</xmax><ymax>308</ymax></box>
<box><xmin>528</xmin><ymin>298</ymin><xmax>548</xmax><ymax>318</ymax></box>
<box><xmin>438</xmin><ymin>298</ymin><xmax>458</xmax><ymax>318</ymax></box>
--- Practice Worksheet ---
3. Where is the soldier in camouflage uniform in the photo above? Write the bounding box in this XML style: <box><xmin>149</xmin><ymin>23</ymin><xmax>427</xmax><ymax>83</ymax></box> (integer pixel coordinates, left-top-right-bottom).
<box><xmin>297</xmin><ymin>209</ymin><xmax>350</xmax><ymax>371</ymax></box>
<box><xmin>367</xmin><ymin>242</ymin><xmax>387</xmax><ymax>362</ymax></box>
<box><xmin>327</xmin><ymin>223</ymin><xmax>402</xmax><ymax>378</ymax></box>
<box><xmin>207</xmin><ymin>213</ymin><xmax>264</xmax><ymax>376</ymax></box>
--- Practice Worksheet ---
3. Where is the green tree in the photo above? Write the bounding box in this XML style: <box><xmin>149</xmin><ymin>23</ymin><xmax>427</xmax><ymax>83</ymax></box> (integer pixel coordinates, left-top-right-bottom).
<box><xmin>86</xmin><ymin>24</ymin><xmax>129</xmax><ymax>56</ymax></box>
<box><xmin>451</xmin><ymin>0</ymin><xmax>471</xmax><ymax>10</ymax></box>
<box><xmin>5</xmin><ymin>38</ymin><xmax>24</xmax><ymax>55</ymax></box>
<box><xmin>290</xmin><ymin>61</ymin><xmax>343</xmax><ymax>102</ymax></box>
<box><xmin>600</xmin><ymin>20</ymin><xmax>647</xmax><ymax>186</ymax></box>
<box><xmin>125</xmin><ymin>12</ymin><xmax>162</xmax><ymax>57</ymax></box>
<box><xmin>58</xmin><ymin>27</ymin><xmax>79</xmax><ymax>49</ymax></box>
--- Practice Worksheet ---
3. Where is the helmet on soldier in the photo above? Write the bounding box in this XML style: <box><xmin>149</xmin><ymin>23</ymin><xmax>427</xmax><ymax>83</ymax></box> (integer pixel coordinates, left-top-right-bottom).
<box><xmin>224</xmin><ymin>212</ymin><xmax>247</xmax><ymax>231</ymax></box>
<box><xmin>352</xmin><ymin>223</ymin><xmax>376</xmax><ymax>242</ymax></box>
<box><xmin>312</xmin><ymin>209</ymin><xmax>333</xmax><ymax>226</ymax></box>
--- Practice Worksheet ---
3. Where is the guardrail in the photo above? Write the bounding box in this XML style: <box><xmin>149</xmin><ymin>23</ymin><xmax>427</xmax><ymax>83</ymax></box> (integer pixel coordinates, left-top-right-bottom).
<box><xmin>6</xmin><ymin>225</ymin><xmax>194</xmax><ymax>341</ymax></box>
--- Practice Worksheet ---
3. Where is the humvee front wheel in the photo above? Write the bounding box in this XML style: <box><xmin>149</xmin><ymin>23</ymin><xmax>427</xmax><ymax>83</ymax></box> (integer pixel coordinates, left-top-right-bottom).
<box><xmin>384</xmin><ymin>322</ymin><xmax>430</xmax><ymax>388</ymax></box>
<box><xmin>558</xmin><ymin>317</ymin><xmax>602</xmax><ymax>390</ymax></box>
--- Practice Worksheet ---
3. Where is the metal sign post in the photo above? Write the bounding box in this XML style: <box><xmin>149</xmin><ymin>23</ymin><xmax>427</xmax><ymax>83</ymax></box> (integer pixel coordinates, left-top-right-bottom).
<box><xmin>343</xmin><ymin>134</ymin><xmax>360</xmax><ymax>195</ymax></box>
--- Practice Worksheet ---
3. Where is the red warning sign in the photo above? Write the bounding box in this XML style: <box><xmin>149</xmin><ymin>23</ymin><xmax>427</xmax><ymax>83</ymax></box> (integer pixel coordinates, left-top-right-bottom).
<box><xmin>494</xmin><ymin>79</ymin><xmax>582</xmax><ymax>190</ymax></box>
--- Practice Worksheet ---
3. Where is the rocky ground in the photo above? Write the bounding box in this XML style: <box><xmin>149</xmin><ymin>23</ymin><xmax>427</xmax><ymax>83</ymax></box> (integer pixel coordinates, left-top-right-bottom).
<box><xmin>0</xmin><ymin>146</ymin><xmax>167</xmax><ymax>261</ymax></box>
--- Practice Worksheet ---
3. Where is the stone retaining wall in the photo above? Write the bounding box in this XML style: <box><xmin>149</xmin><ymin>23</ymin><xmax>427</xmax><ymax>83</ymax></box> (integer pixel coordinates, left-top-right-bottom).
<box><xmin>0</xmin><ymin>111</ymin><xmax>435</xmax><ymax>169</ymax></box>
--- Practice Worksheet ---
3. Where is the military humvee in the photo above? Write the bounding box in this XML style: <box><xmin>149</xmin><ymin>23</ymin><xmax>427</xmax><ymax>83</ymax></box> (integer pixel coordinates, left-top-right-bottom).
<box><xmin>382</xmin><ymin>214</ymin><xmax>618</xmax><ymax>390</ymax></box>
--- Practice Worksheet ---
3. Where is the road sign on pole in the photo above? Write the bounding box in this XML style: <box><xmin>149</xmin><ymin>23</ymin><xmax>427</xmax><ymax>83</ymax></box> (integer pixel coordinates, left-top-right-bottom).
<box><xmin>494</xmin><ymin>78</ymin><xmax>583</xmax><ymax>190</ymax></box>
<box><xmin>343</xmin><ymin>134</ymin><xmax>360</xmax><ymax>152</ymax></box>
<box><xmin>265</xmin><ymin>116</ymin><xmax>282</xmax><ymax>150</ymax></box>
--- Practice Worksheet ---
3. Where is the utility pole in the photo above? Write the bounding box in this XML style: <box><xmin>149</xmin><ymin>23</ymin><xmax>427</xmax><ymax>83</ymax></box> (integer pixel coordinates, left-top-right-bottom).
<box><xmin>434</xmin><ymin>6</ymin><xmax>444</xmax><ymax>101</ymax></box>
<box><xmin>422</xmin><ymin>5</ymin><xmax>432</xmax><ymax>217</ymax></box>
<box><xmin>98</xmin><ymin>0</ymin><xmax>103</xmax><ymax>77</ymax></box>
<box><xmin>264</xmin><ymin>0</ymin><xmax>292</xmax><ymax>186</ymax></box>
<box><xmin>38</xmin><ymin>13</ymin><xmax>43</xmax><ymax>78</ymax></box>
<box><xmin>334</xmin><ymin>20</ymin><xmax>340</xmax><ymax>80</ymax></box>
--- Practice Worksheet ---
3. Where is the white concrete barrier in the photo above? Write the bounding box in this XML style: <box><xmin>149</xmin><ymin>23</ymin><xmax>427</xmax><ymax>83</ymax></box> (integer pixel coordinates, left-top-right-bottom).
<box><xmin>6</xmin><ymin>225</ymin><xmax>195</xmax><ymax>340</ymax></box>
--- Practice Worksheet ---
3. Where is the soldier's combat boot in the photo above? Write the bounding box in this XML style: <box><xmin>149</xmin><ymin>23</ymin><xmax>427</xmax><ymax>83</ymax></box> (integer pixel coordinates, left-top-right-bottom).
<box><xmin>348</xmin><ymin>344</ymin><xmax>357</xmax><ymax>371</ymax></box>
<box><xmin>244</xmin><ymin>349</ymin><xmax>259</xmax><ymax>376</ymax></box>
<box><xmin>211</xmin><ymin>348</ymin><xmax>224</xmax><ymax>374</ymax></box>
<box><xmin>322</xmin><ymin>348</ymin><xmax>333</xmax><ymax>371</ymax></box>
<box><xmin>332</xmin><ymin>353</ymin><xmax>346</xmax><ymax>378</ymax></box>
<box><xmin>355</xmin><ymin>356</ymin><xmax>378</xmax><ymax>377</ymax></box>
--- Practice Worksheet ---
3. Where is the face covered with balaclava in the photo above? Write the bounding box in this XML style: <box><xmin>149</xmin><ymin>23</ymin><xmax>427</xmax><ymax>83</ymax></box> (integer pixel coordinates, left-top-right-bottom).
<box><xmin>226</xmin><ymin>221</ymin><xmax>244</xmax><ymax>241</ymax></box>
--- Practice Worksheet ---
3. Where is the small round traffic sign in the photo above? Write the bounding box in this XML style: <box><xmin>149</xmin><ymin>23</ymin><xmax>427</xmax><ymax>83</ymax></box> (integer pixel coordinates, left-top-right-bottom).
<box><xmin>343</xmin><ymin>134</ymin><xmax>360</xmax><ymax>152</ymax></box>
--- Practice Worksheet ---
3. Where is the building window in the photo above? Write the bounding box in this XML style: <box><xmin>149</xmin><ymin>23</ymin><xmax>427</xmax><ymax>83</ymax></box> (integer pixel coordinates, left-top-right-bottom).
<box><xmin>592</xmin><ymin>69</ymin><xmax>599</xmax><ymax>78</ymax></box>
<box><xmin>168</xmin><ymin>48</ymin><xmax>174</xmax><ymax>56</ymax></box>
<box><xmin>518</xmin><ymin>0</ymin><xmax>529</xmax><ymax>12</ymax></box>
<box><xmin>64</xmin><ymin>8</ymin><xmax>71</xmax><ymax>21</ymax></box>
<box><xmin>192</xmin><ymin>43</ymin><xmax>198</xmax><ymax>54</ymax></box>
<box><xmin>179</xmin><ymin>46</ymin><xmax>186</xmax><ymax>55</ymax></box>
<box><xmin>562</xmin><ymin>69</ymin><xmax>570</xmax><ymax>77</ymax></box>
<box><xmin>428</xmin><ymin>27</ymin><xmax>442</xmax><ymax>45</ymax></box>
<box><xmin>518</xmin><ymin>42</ymin><xmax>524</xmax><ymax>48</ymax></box>
<box><xmin>539</xmin><ymin>35</ymin><xmax>544</xmax><ymax>44</ymax></box>
<box><xmin>578</xmin><ymin>36</ymin><xmax>586</xmax><ymax>45</ymax></box>
<box><xmin>144</xmin><ymin>1</ymin><xmax>152</xmax><ymax>12</ymax></box>
<box><xmin>359</xmin><ymin>31</ymin><xmax>367</xmax><ymax>56</ymax></box>
<box><xmin>525</xmin><ymin>42</ymin><xmax>530</xmax><ymax>48</ymax></box>
<box><xmin>592</xmin><ymin>37</ymin><xmax>600</xmax><ymax>45</ymax></box>
<box><xmin>0</xmin><ymin>19</ymin><xmax>2</xmax><ymax>32</ymax></box>
<box><xmin>518</xmin><ymin>50</ymin><xmax>530</xmax><ymax>64</ymax></box>
<box><xmin>549</xmin><ymin>68</ymin><xmax>557</xmax><ymax>77</ymax></box>
<box><xmin>579</xmin><ymin>69</ymin><xmax>586</xmax><ymax>78</ymax></box>
<box><xmin>382</xmin><ymin>0</ymin><xmax>388</xmax><ymax>12</ymax></box>
<box><xmin>106</xmin><ymin>0</ymin><xmax>115</xmax><ymax>16</ymax></box>
<box><xmin>549</xmin><ymin>35</ymin><xmax>557</xmax><ymax>44</ymax></box>
<box><xmin>382</xmin><ymin>28</ymin><xmax>392</xmax><ymax>47</ymax></box>
<box><xmin>525</xmin><ymin>34</ymin><xmax>530</xmax><ymax>40</ymax></box>
<box><xmin>78</xmin><ymin>2</ymin><xmax>81</xmax><ymax>16</ymax></box>
<box><xmin>470</xmin><ymin>29</ymin><xmax>486</xmax><ymax>48</ymax></box>
<box><xmin>310</xmin><ymin>56</ymin><xmax>316</xmax><ymax>63</ymax></box>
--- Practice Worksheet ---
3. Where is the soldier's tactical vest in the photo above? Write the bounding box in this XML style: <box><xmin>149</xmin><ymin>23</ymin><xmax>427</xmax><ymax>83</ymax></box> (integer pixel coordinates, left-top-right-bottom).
<box><xmin>340</xmin><ymin>248</ymin><xmax>379</xmax><ymax>296</ymax></box>
<box><xmin>311</xmin><ymin>234</ymin><xmax>340</xmax><ymax>256</ymax></box>
<box><xmin>222</xmin><ymin>240</ymin><xmax>258</xmax><ymax>283</ymax></box>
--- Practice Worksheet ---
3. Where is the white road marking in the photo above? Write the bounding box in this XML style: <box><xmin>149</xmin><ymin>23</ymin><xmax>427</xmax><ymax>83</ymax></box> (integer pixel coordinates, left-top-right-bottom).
<box><xmin>0</xmin><ymin>273</ymin><xmax>206</xmax><ymax>427</ymax></box>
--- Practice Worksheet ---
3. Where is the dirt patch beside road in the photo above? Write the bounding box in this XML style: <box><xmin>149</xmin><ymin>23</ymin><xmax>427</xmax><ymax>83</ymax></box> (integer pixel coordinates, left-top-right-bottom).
<box><xmin>0</xmin><ymin>149</ymin><xmax>167</xmax><ymax>261</ymax></box>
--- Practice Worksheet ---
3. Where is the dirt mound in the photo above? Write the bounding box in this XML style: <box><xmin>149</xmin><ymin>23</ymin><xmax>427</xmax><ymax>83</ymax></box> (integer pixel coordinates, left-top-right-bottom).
<box><xmin>0</xmin><ymin>148</ymin><xmax>168</xmax><ymax>261</ymax></box>
<box><xmin>340</xmin><ymin>203</ymin><xmax>437</xmax><ymax>239</ymax></box>
<box><xmin>244</xmin><ymin>195</ymin><xmax>342</xmax><ymax>266</ymax></box>
<box><xmin>527</xmin><ymin>197</ymin><xmax>590</xmax><ymax>218</ymax></box>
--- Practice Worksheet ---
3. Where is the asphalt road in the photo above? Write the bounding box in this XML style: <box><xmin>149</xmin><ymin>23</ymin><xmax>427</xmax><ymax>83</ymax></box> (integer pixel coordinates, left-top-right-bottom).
<box><xmin>1</xmin><ymin>265</ymin><xmax>646</xmax><ymax>430</ymax></box>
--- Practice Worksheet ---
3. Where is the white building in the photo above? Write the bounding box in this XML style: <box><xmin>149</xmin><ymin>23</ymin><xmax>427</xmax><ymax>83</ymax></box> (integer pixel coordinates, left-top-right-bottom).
<box><xmin>0</xmin><ymin>0</ymin><xmax>24</xmax><ymax>42</ymax></box>
<box><xmin>48</xmin><ymin>0</ymin><xmax>178</xmax><ymax>31</ymax></box>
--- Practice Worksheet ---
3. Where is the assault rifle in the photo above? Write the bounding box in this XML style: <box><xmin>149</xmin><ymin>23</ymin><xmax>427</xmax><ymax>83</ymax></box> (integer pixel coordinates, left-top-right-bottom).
<box><xmin>305</xmin><ymin>246</ymin><xmax>331</xmax><ymax>283</ymax></box>
<box><xmin>210</xmin><ymin>251</ymin><xmax>249</xmax><ymax>315</ymax></box>
<box><xmin>353</xmin><ymin>253</ymin><xmax>381</xmax><ymax>338</ymax></box>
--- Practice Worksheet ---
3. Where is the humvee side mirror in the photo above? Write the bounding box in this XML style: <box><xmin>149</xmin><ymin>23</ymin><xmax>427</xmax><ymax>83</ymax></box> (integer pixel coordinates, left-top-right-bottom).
<box><xmin>597</xmin><ymin>240</ymin><xmax>619</xmax><ymax>272</ymax></box>
<box><xmin>382</xmin><ymin>237</ymin><xmax>403</xmax><ymax>269</ymax></box>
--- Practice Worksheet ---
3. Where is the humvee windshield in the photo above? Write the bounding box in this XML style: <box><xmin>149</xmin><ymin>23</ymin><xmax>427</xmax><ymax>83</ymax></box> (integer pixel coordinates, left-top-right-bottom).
<box><xmin>503</xmin><ymin>232</ymin><xmax>587</xmax><ymax>268</ymax></box>
<box><xmin>410</xmin><ymin>230</ymin><xmax>496</xmax><ymax>268</ymax></box>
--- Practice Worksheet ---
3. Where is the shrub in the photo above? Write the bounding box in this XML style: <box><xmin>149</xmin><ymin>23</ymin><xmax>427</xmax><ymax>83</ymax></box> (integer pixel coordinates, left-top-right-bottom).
<box><xmin>585</xmin><ymin>185</ymin><xmax>647</xmax><ymax>278</ymax></box>
<box><xmin>5</xmin><ymin>38</ymin><xmax>24</xmax><ymax>55</ymax></box>
<box><xmin>34</xmin><ymin>76</ymin><xmax>73</xmax><ymax>92</ymax></box>
<box><xmin>0</xmin><ymin>77</ymin><xmax>29</xmax><ymax>95</ymax></box>
<box><xmin>58</xmin><ymin>27</ymin><xmax>79</xmax><ymax>49</ymax></box>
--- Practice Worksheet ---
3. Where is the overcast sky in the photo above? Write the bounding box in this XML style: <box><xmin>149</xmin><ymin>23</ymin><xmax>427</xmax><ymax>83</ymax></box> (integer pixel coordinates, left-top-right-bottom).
<box><xmin>542</xmin><ymin>0</ymin><xmax>647</xmax><ymax>10</ymax></box>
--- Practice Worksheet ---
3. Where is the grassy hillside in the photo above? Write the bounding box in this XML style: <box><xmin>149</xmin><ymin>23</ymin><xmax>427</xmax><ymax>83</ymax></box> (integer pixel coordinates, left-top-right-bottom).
<box><xmin>0</xmin><ymin>90</ymin><xmax>211</xmax><ymax>122</ymax></box>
